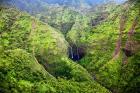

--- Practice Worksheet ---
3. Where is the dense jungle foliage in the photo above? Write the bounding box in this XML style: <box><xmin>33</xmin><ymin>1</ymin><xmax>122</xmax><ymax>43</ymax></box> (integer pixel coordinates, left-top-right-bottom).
<box><xmin>0</xmin><ymin>0</ymin><xmax>140</xmax><ymax>93</ymax></box>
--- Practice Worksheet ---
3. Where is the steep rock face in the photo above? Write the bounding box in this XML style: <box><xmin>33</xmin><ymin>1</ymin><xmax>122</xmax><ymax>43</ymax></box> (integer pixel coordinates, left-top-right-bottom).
<box><xmin>78</xmin><ymin>2</ymin><xmax>140</xmax><ymax>93</ymax></box>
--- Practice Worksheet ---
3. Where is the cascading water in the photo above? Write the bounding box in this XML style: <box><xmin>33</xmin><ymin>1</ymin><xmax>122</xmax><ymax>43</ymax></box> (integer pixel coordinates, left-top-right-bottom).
<box><xmin>70</xmin><ymin>46</ymin><xmax>73</xmax><ymax>59</ymax></box>
<box><xmin>69</xmin><ymin>45</ymin><xmax>86</xmax><ymax>61</ymax></box>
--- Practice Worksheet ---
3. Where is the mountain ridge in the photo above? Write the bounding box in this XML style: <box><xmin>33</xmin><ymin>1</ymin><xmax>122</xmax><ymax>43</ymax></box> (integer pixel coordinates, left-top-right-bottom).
<box><xmin>1</xmin><ymin>0</ymin><xmax>126</xmax><ymax>9</ymax></box>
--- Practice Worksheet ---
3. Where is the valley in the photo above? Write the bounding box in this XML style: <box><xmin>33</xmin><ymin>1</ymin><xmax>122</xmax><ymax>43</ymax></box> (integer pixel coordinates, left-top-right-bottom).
<box><xmin>0</xmin><ymin>0</ymin><xmax>140</xmax><ymax>93</ymax></box>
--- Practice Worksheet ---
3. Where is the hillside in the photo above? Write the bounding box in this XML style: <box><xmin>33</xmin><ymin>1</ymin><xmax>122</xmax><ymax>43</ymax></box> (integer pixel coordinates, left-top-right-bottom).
<box><xmin>0</xmin><ymin>0</ymin><xmax>119</xmax><ymax>34</ymax></box>
<box><xmin>0</xmin><ymin>6</ymin><xmax>111</xmax><ymax>93</ymax></box>
<box><xmin>0</xmin><ymin>0</ymin><xmax>140</xmax><ymax>93</ymax></box>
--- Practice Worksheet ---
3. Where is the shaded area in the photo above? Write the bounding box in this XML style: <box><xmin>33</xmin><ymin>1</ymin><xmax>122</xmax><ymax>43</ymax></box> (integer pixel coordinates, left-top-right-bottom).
<box><xmin>68</xmin><ymin>44</ymin><xmax>86</xmax><ymax>61</ymax></box>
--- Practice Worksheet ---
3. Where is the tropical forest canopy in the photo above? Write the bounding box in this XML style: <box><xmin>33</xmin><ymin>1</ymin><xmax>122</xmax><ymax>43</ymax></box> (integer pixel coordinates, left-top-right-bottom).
<box><xmin>0</xmin><ymin>0</ymin><xmax>140</xmax><ymax>93</ymax></box>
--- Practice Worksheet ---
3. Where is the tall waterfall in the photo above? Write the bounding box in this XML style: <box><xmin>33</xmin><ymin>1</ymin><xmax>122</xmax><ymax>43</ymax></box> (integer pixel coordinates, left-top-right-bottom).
<box><xmin>70</xmin><ymin>46</ymin><xmax>73</xmax><ymax>59</ymax></box>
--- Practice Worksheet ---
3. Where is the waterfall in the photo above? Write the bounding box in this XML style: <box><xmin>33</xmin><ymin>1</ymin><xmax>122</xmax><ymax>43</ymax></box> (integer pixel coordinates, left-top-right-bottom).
<box><xmin>70</xmin><ymin>46</ymin><xmax>73</xmax><ymax>59</ymax></box>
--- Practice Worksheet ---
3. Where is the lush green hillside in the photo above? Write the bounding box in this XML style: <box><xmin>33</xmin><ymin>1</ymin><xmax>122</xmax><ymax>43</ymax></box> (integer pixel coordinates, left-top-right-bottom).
<box><xmin>0</xmin><ymin>0</ymin><xmax>140</xmax><ymax>93</ymax></box>
<box><xmin>0</xmin><ymin>6</ymin><xmax>111</xmax><ymax>93</ymax></box>
<box><xmin>78</xmin><ymin>1</ymin><xmax>140</xmax><ymax>93</ymax></box>
<box><xmin>0</xmin><ymin>48</ymin><xmax>111</xmax><ymax>93</ymax></box>
<box><xmin>1</xmin><ymin>0</ymin><xmax>118</xmax><ymax>36</ymax></box>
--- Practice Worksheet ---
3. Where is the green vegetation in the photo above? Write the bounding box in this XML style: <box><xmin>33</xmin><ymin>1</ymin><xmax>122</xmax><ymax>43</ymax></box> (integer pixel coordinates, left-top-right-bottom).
<box><xmin>0</xmin><ymin>48</ymin><xmax>110</xmax><ymax>93</ymax></box>
<box><xmin>0</xmin><ymin>0</ymin><xmax>140</xmax><ymax>93</ymax></box>
<box><xmin>0</xmin><ymin>6</ymin><xmax>110</xmax><ymax>93</ymax></box>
